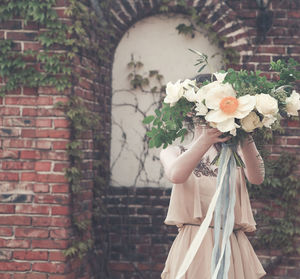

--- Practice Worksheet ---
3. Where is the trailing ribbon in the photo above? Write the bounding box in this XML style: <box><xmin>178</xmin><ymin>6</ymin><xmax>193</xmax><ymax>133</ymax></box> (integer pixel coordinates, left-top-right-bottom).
<box><xmin>175</xmin><ymin>144</ymin><xmax>236</xmax><ymax>279</ymax></box>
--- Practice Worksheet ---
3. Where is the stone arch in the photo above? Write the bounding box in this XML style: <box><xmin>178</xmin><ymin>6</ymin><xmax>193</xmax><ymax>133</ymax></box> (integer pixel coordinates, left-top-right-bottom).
<box><xmin>108</xmin><ymin>0</ymin><xmax>254</xmax><ymax>64</ymax></box>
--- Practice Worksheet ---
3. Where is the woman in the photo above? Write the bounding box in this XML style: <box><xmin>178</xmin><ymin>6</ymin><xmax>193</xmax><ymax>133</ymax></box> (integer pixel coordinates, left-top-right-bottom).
<box><xmin>160</xmin><ymin>122</ymin><xmax>266</xmax><ymax>279</ymax></box>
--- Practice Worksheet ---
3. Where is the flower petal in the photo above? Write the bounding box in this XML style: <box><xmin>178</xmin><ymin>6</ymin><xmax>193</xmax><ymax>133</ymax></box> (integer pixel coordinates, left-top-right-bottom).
<box><xmin>216</xmin><ymin>118</ymin><xmax>238</xmax><ymax>133</ymax></box>
<box><xmin>205</xmin><ymin>109</ymin><xmax>233</xmax><ymax>123</ymax></box>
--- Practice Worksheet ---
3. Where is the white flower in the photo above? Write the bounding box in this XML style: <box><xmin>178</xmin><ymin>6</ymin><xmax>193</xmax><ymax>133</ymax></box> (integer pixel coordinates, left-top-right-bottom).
<box><xmin>241</xmin><ymin>111</ymin><xmax>263</xmax><ymax>132</ymax></box>
<box><xmin>164</xmin><ymin>80</ymin><xmax>184</xmax><ymax>106</ymax></box>
<box><xmin>262</xmin><ymin>114</ymin><xmax>277</xmax><ymax>128</ymax></box>
<box><xmin>182</xmin><ymin>79</ymin><xmax>196</xmax><ymax>90</ymax></box>
<box><xmin>256</xmin><ymin>94</ymin><xmax>278</xmax><ymax>116</ymax></box>
<box><xmin>195</xmin><ymin>101</ymin><xmax>208</xmax><ymax>116</ymax></box>
<box><xmin>184</xmin><ymin>87</ymin><xmax>198</xmax><ymax>102</ymax></box>
<box><xmin>204</xmin><ymin>82</ymin><xmax>256</xmax><ymax>133</ymax></box>
<box><xmin>286</xmin><ymin>90</ymin><xmax>300</xmax><ymax>116</ymax></box>
<box><xmin>213</xmin><ymin>72</ymin><xmax>227</xmax><ymax>82</ymax></box>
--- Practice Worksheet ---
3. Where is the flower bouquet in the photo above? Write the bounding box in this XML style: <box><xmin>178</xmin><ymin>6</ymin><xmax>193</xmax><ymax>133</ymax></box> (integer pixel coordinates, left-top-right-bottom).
<box><xmin>143</xmin><ymin>51</ymin><xmax>300</xmax><ymax>151</ymax></box>
<box><xmin>143</xmin><ymin>51</ymin><xmax>300</xmax><ymax>279</ymax></box>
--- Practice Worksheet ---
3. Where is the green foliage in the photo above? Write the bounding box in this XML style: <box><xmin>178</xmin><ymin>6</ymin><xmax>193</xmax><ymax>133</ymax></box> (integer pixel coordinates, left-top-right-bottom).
<box><xmin>0</xmin><ymin>0</ymin><xmax>73</xmax><ymax>94</ymax></box>
<box><xmin>144</xmin><ymin>99</ymin><xmax>192</xmax><ymax>148</ymax></box>
<box><xmin>248</xmin><ymin>152</ymin><xmax>300</xmax><ymax>253</ymax></box>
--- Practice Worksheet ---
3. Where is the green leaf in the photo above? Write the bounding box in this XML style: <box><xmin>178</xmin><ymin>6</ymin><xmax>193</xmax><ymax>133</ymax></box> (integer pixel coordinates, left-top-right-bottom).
<box><xmin>143</xmin><ymin>115</ymin><xmax>155</xmax><ymax>124</ymax></box>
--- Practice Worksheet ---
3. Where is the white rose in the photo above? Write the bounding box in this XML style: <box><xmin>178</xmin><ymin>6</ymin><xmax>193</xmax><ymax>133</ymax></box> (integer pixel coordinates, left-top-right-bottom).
<box><xmin>164</xmin><ymin>80</ymin><xmax>184</xmax><ymax>106</ymax></box>
<box><xmin>184</xmin><ymin>87</ymin><xmax>198</xmax><ymax>102</ymax></box>
<box><xmin>262</xmin><ymin>114</ymin><xmax>277</xmax><ymax>128</ymax></box>
<box><xmin>241</xmin><ymin>111</ymin><xmax>263</xmax><ymax>132</ymax></box>
<box><xmin>286</xmin><ymin>90</ymin><xmax>300</xmax><ymax>116</ymax></box>
<box><xmin>195</xmin><ymin>101</ymin><xmax>208</xmax><ymax>116</ymax></box>
<box><xmin>181</xmin><ymin>79</ymin><xmax>196</xmax><ymax>90</ymax></box>
<box><xmin>256</xmin><ymin>94</ymin><xmax>278</xmax><ymax>116</ymax></box>
<box><xmin>213</xmin><ymin>72</ymin><xmax>227</xmax><ymax>82</ymax></box>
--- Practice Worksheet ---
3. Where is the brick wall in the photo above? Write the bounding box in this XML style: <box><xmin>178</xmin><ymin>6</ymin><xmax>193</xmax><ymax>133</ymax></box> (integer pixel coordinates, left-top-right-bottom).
<box><xmin>0</xmin><ymin>0</ymin><xmax>299</xmax><ymax>278</ymax></box>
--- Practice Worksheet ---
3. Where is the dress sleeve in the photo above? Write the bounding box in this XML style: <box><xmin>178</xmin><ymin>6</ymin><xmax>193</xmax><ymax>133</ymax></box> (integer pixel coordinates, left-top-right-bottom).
<box><xmin>236</xmin><ymin>168</ymin><xmax>257</xmax><ymax>232</ymax></box>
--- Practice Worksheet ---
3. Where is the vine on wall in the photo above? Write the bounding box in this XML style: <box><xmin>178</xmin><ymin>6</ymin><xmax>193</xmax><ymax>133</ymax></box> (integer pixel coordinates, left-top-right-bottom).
<box><xmin>0</xmin><ymin>0</ymin><xmax>111</xmax><ymax>275</ymax></box>
<box><xmin>0</xmin><ymin>1</ymin><xmax>299</xmax><ymax>278</ymax></box>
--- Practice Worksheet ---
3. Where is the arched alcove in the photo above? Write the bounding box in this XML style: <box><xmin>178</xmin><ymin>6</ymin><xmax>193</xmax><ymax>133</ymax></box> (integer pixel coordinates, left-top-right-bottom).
<box><xmin>110</xmin><ymin>14</ymin><xmax>224</xmax><ymax>187</ymax></box>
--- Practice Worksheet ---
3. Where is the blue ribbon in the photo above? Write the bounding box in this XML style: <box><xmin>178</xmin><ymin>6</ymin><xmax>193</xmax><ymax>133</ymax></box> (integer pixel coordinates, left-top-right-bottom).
<box><xmin>211</xmin><ymin>144</ymin><xmax>237</xmax><ymax>279</ymax></box>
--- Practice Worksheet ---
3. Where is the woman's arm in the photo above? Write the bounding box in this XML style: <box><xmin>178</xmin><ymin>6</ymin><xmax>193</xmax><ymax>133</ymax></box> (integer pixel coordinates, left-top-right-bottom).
<box><xmin>160</xmin><ymin>127</ymin><xmax>230</xmax><ymax>184</ymax></box>
<box><xmin>239</xmin><ymin>136</ymin><xmax>265</xmax><ymax>185</ymax></box>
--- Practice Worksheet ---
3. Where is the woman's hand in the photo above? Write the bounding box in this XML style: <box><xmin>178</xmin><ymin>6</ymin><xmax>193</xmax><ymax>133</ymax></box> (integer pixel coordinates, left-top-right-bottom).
<box><xmin>160</xmin><ymin>126</ymin><xmax>231</xmax><ymax>184</ymax></box>
<box><xmin>197</xmin><ymin>126</ymin><xmax>231</xmax><ymax>146</ymax></box>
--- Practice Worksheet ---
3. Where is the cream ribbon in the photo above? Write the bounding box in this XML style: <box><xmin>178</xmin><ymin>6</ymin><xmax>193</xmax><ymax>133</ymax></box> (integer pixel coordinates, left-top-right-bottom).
<box><xmin>175</xmin><ymin>148</ymin><xmax>231</xmax><ymax>279</ymax></box>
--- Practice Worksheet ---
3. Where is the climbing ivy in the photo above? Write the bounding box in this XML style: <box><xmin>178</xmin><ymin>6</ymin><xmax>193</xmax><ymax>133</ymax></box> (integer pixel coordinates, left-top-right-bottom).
<box><xmin>0</xmin><ymin>1</ymin><xmax>299</xmax><ymax>277</ymax></box>
<box><xmin>0</xmin><ymin>0</ymin><xmax>111</xmax><ymax>275</ymax></box>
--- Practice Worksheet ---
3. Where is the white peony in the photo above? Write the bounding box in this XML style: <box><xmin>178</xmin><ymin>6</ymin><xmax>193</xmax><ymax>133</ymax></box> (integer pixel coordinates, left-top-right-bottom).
<box><xmin>164</xmin><ymin>80</ymin><xmax>184</xmax><ymax>106</ymax></box>
<box><xmin>195</xmin><ymin>101</ymin><xmax>208</xmax><ymax>116</ymax></box>
<box><xmin>262</xmin><ymin>114</ymin><xmax>277</xmax><ymax>128</ymax></box>
<box><xmin>213</xmin><ymin>72</ymin><xmax>227</xmax><ymax>82</ymax></box>
<box><xmin>184</xmin><ymin>87</ymin><xmax>198</xmax><ymax>102</ymax></box>
<box><xmin>286</xmin><ymin>90</ymin><xmax>300</xmax><ymax>116</ymax></box>
<box><xmin>204</xmin><ymin>82</ymin><xmax>256</xmax><ymax>134</ymax></box>
<box><xmin>256</xmin><ymin>94</ymin><xmax>278</xmax><ymax>116</ymax></box>
<box><xmin>241</xmin><ymin>111</ymin><xmax>263</xmax><ymax>132</ymax></box>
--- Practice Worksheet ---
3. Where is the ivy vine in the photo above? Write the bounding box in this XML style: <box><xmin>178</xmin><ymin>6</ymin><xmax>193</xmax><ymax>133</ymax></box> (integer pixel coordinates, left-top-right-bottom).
<box><xmin>0</xmin><ymin>0</ymin><xmax>111</xmax><ymax>276</ymax></box>
<box><xmin>0</xmin><ymin>1</ymin><xmax>299</xmax><ymax>278</ymax></box>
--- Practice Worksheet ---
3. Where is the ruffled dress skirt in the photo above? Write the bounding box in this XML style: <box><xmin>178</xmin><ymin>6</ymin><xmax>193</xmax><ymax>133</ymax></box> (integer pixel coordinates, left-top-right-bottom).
<box><xmin>161</xmin><ymin>226</ymin><xmax>266</xmax><ymax>279</ymax></box>
<box><xmin>161</xmin><ymin>147</ymin><xmax>266</xmax><ymax>279</ymax></box>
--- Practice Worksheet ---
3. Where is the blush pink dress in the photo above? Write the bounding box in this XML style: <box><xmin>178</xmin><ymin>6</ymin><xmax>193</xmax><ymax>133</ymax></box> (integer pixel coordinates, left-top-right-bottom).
<box><xmin>161</xmin><ymin>146</ymin><xmax>266</xmax><ymax>279</ymax></box>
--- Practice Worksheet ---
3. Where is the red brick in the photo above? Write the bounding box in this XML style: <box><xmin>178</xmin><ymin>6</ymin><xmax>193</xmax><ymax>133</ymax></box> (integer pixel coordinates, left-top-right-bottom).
<box><xmin>36</xmin><ymin>129</ymin><xmax>70</xmax><ymax>139</ymax></box>
<box><xmin>35</xmin><ymin>162</ymin><xmax>52</xmax><ymax>171</ymax></box>
<box><xmin>0</xmin><ymin>227</ymin><xmax>13</xmax><ymax>236</ymax></box>
<box><xmin>23</xmin><ymin>87</ymin><xmax>38</xmax><ymax>95</ymax></box>
<box><xmin>52</xmin><ymin>184</ymin><xmax>69</xmax><ymax>193</ymax></box>
<box><xmin>49</xmin><ymin>251</ymin><xmax>66</xmax><ymax>261</ymax></box>
<box><xmin>34</xmin><ymin>184</ymin><xmax>50</xmax><ymax>193</ymax></box>
<box><xmin>36</xmin><ymin>119</ymin><xmax>52</xmax><ymax>127</ymax></box>
<box><xmin>6</xmin><ymin>139</ymin><xmax>34</xmax><ymax>148</ymax></box>
<box><xmin>23</xmin><ymin>42</ymin><xmax>41</xmax><ymax>51</ymax></box>
<box><xmin>287</xmin><ymin>138</ymin><xmax>300</xmax><ymax>145</ymax></box>
<box><xmin>32</xmin><ymin>239</ymin><xmax>68</xmax><ymax>249</ymax></box>
<box><xmin>13</xmin><ymin>273</ymin><xmax>47</xmax><ymax>279</ymax></box>
<box><xmin>0</xmin><ymin>204</ymin><xmax>15</xmax><ymax>214</ymax></box>
<box><xmin>21</xmin><ymin>172</ymin><xmax>36</xmax><ymax>181</ymax></box>
<box><xmin>0</xmin><ymin>172</ymin><xmax>19</xmax><ymax>181</ymax></box>
<box><xmin>53</xmin><ymin>141</ymin><xmax>68</xmax><ymax>150</ymax></box>
<box><xmin>32</xmin><ymin>216</ymin><xmax>71</xmax><ymax>227</ymax></box>
<box><xmin>34</xmin><ymin>194</ymin><xmax>69</xmax><ymax>204</ymax></box>
<box><xmin>53</xmin><ymin>163</ymin><xmax>68</xmax><ymax>172</ymax></box>
<box><xmin>0</xmin><ymin>262</ymin><xmax>31</xmax><ymax>271</ymax></box>
<box><xmin>0</xmin><ymin>107</ymin><xmax>20</xmax><ymax>116</ymax></box>
<box><xmin>257</xmin><ymin>46</ymin><xmax>286</xmax><ymax>54</ymax></box>
<box><xmin>0</xmin><ymin>150</ymin><xmax>19</xmax><ymax>159</ymax></box>
<box><xmin>16</xmin><ymin>204</ymin><xmax>50</xmax><ymax>215</ymax></box>
<box><xmin>20</xmin><ymin>150</ymin><xmax>40</xmax><ymax>159</ymax></box>
<box><xmin>15</xmin><ymin>228</ymin><xmax>49</xmax><ymax>238</ymax></box>
<box><xmin>0</xmin><ymin>239</ymin><xmax>30</xmax><ymax>248</ymax></box>
<box><xmin>36</xmin><ymin>140</ymin><xmax>52</xmax><ymax>150</ymax></box>
<box><xmin>109</xmin><ymin>262</ymin><xmax>135</xmax><ymax>271</ymax></box>
<box><xmin>32</xmin><ymin>262</ymin><xmax>67</xmax><ymax>274</ymax></box>
<box><xmin>50</xmin><ymin>228</ymin><xmax>69</xmax><ymax>239</ymax></box>
<box><xmin>22</xmin><ymin>108</ymin><xmax>37</xmax><ymax>116</ymax></box>
<box><xmin>39</xmin><ymin>151</ymin><xmax>68</xmax><ymax>161</ymax></box>
<box><xmin>36</xmin><ymin>174</ymin><xmax>67</xmax><ymax>183</ymax></box>
<box><xmin>2</xmin><ymin>161</ymin><xmax>34</xmax><ymax>170</ymax></box>
<box><xmin>0</xmin><ymin>273</ymin><xmax>11</xmax><ymax>279</ymax></box>
<box><xmin>54</xmin><ymin>119</ymin><xmax>70</xmax><ymax>128</ymax></box>
<box><xmin>6</xmin><ymin>31</ymin><xmax>37</xmax><ymax>41</ymax></box>
<box><xmin>0</xmin><ymin>216</ymin><xmax>31</xmax><ymax>226</ymax></box>
<box><xmin>21</xmin><ymin>129</ymin><xmax>37</xmax><ymax>138</ymax></box>
<box><xmin>51</xmin><ymin>206</ymin><xmax>70</xmax><ymax>215</ymax></box>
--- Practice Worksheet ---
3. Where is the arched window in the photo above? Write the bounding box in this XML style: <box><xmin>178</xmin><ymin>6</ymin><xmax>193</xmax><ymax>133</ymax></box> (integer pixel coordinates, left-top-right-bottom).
<box><xmin>111</xmin><ymin>14</ymin><xmax>224</xmax><ymax>187</ymax></box>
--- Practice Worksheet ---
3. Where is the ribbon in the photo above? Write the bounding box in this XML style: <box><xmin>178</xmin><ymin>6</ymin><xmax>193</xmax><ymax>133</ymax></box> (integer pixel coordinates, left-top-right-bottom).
<box><xmin>175</xmin><ymin>144</ymin><xmax>236</xmax><ymax>279</ymax></box>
